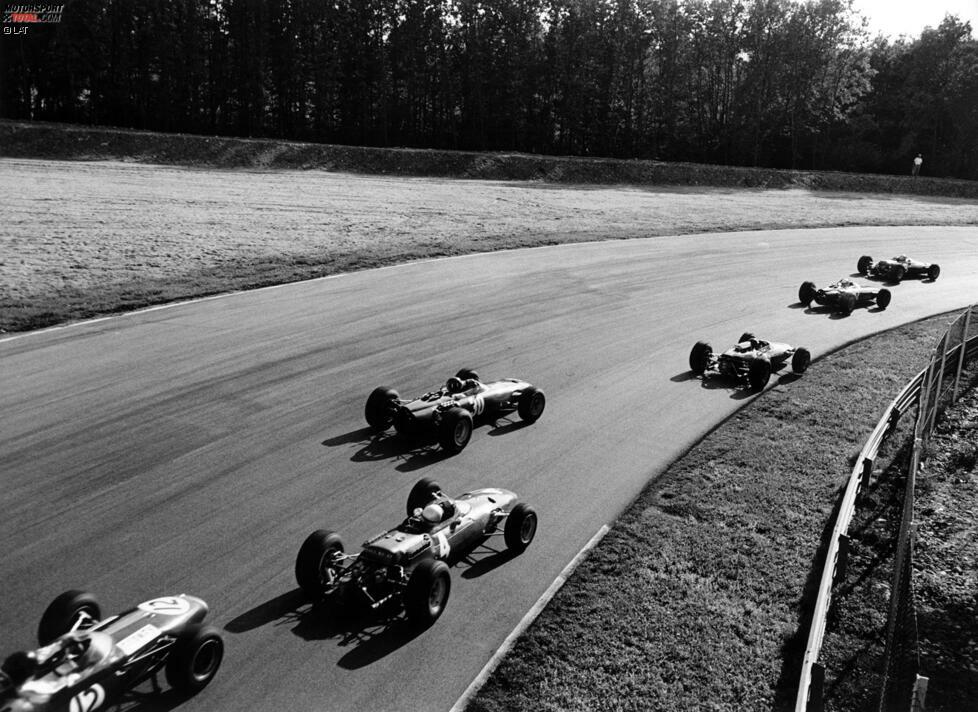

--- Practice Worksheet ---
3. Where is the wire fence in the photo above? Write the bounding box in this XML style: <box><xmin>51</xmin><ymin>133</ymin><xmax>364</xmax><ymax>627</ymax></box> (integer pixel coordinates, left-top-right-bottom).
<box><xmin>795</xmin><ymin>304</ymin><xmax>978</xmax><ymax>712</ymax></box>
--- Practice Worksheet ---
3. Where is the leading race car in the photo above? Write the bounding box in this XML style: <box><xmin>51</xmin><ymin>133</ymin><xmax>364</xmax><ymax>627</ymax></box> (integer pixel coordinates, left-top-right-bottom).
<box><xmin>364</xmin><ymin>369</ymin><xmax>546</xmax><ymax>454</ymax></box>
<box><xmin>0</xmin><ymin>591</ymin><xmax>223</xmax><ymax>712</ymax></box>
<box><xmin>295</xmin><ymin>478</ymin><xmax>538</xmax><ymax>628</ymax></box>
<box><xmin>857</xmin><ymin>254</ymin><xmax>940</xmax><ymax>282</ymax></box>
<box><xmin>798</xmin><ymin>278</ymin><xmax>891</xmax><ymax>315</ymax></box>
<box><xmin>689</xmin><ymin>332</ymin><xmax>811</xmax><ymax>391</ymax></box>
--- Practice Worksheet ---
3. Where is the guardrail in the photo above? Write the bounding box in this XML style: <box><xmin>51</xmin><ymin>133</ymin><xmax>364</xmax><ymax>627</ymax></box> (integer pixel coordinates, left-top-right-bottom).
<box><xmin>795</xmin><ymin>306</ymin><xmax>978</xmax><ymax>712</ymax></box>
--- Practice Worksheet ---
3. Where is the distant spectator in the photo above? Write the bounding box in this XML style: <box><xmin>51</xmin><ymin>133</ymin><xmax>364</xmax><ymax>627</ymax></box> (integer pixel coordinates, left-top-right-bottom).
<box><xmin>912</xmin><ymin>153</ymin><xmax>923</xmax><ymax>176</ymax></box>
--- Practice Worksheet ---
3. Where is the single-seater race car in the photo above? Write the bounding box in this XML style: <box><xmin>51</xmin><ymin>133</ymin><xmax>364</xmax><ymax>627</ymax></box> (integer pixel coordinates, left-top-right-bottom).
<box><xmin>798</xmin><ymin>278</ymin><xmax>891</xmax><ymax>315</ymax></box>
<box><xmin>857</xmin><ymin>254</ymin><xmax>940</xmax><ymax>282</ymax></box>
<box><xmin>0</xmin><ymin>591</ymin><xmax>223</xmax><ymax>712</ymax></box>
<box><xmin>295</xmin><ymin>478</ymin><xmax>538</xmax><ymax>628</ymax></box>
<box><xmin>689</xmin><ymin>332</ymin><xmax>811</xmax><ymax>391</ymax></box>
<box><xmin>364</xmin><ymin>369</ymin><xmax>546</xmax><ymax>454</ymax></box>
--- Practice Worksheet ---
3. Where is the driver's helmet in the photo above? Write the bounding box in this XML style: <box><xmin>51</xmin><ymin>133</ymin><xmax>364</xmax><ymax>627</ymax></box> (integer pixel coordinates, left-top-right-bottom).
<box><xmin>421</xmin><ymin>502</ymin><xmax>444</xmax><ymax>523</ymax></box>
<box><xmin>445</xmin><ymin>377</ymin><xmax>464</xmax><ymax>394</ymax></box>
<box><xmin>1</xmin><ymin>651</ymin><xmax>36</xmax><ymax>687</ymax></box>
<box><xmin>896</xmin><ymin>254</ymin><xmax>907</xmax><ymax>261</ymax></box>
<box><xmin>61</xmin><ymin>634</ymin><xmax>95</xmax><ymax>668</ymax></box>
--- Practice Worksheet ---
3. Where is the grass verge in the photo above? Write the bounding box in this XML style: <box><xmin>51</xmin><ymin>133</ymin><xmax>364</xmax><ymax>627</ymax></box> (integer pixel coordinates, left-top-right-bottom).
<box><xmin>466</xmin><ymin>313</ymin><xmax>968</xmax><ymax>711</ymax></box>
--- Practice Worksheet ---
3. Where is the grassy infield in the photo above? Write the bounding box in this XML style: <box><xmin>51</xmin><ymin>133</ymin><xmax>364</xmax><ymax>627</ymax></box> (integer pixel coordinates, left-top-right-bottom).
<box><xmin>3</xmin><ymin>123</ymin><xmax>976</xmax><ymax>710</ymax></box>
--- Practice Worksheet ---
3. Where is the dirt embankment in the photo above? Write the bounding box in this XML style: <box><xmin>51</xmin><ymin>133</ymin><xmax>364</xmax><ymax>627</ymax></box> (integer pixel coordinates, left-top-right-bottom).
<box><xmin>3</xmin><ymin>119</ymin><xmax>977</xmax><ymax>198</ymax></box>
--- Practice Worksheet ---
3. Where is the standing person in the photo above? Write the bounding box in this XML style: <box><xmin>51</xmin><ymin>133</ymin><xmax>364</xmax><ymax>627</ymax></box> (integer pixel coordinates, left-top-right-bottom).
<box><xmin>912</xmin><ymin>153</ymin><xmax>923</xmax><ymax>176</ymax></box>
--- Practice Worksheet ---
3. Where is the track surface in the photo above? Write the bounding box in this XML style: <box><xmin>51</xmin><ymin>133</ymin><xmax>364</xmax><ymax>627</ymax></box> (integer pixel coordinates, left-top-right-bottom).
<box><xmin>3</xmin><ymin>226</ymin><xmax>977</xmax><ymax>711</ymax></box>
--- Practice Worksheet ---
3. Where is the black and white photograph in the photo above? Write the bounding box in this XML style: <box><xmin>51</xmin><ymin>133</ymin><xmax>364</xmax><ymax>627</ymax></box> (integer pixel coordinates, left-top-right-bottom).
<box><xmin>2</xmin><ymin>1</ymin><xmax>978</xmax><ymax>710</ymax></box>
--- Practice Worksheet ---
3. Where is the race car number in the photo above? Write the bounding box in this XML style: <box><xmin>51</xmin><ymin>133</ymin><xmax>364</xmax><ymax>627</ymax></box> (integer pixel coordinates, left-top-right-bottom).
<box><xmin>472</xmin><ymin>394</ymin><xmax>485</xmax><ymax>416</ymax></box>
<box><xmin>69</xmin><ymin>684</ymin><xmax>105</xmax><ymax>712</ymax></box>
<box><xmin>434</xmin><ymin>531</ymin><xmax>451</xmax><ymax>559</ymax></box>
<box><xmin>137</xmin><ymin>596</ymin><xmax>190</xmax><ymax>616</ymax></box>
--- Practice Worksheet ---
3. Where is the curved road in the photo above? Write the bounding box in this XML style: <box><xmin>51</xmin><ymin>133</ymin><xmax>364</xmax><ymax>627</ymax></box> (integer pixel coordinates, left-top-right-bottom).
<box><xmin>2</xmin><ymin>226</ymin><xmax>978</xmax><ymax>711</ymax></box>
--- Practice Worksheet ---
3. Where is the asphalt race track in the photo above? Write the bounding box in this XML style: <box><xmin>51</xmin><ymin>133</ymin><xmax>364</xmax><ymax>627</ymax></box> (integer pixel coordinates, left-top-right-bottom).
<box><xmin>3</xmin><ymin>226</ymin><xmax>978</xmax><ymax>712</ymax></box>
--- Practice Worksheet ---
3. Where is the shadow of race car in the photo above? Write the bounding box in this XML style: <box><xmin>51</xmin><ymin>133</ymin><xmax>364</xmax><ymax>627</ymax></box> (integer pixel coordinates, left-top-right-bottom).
<box><xmin>857</xmin><ymin>254</ymin><xmax>940</xmax><ymax>282</ymax></box>
<box><xmin>798</xmin><ymin>278</ymin><xmax>891</xmax><ymax>315</ymax></box>
<box><xmin>0</xmin><ymin>592</ymin><xmax>223</xmax><ymax>712</ymax></box>
<box><xmin>689</xmin><ymin>332</ymin><xmax>811</xmax><ymax>391</ymax></box>
<box><xmin>295</xmin><ymin>478</ymin><xmax>537</xmax><ymax>628</ymax></box>
<box><xmin>364</xmin><ymin>369</ymin><xmax>546</xmax><ymax>454</ymax></box>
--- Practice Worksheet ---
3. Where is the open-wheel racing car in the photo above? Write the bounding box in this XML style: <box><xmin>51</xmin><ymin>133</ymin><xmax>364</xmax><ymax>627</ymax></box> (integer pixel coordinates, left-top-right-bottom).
<box><xmin>857</xmin><ymin>254</ymin><xmax>940</xmax><ymax>282</ymax></box>
<box><xmin>295</xmin><ymin>478</ymin><xmax>538</xmax><ymax>628</ymax></box>
<box><xmin>689</xmin><ymin>332</ymin><xmax>811</xmax><ymax>391</ymax></box>
<box><xmin>0</xmin><ymin>591</ymin><xmax>223</xmax><ymax>712</ymax></box>
<box><xmin>798</xmin><ymin>278</ymin><xmax>891</xmax><ymax>315</ymax></box>
<box><xmin>364</xmin><ymin>369</ymin><xmax>546</xmax><ymax>454</ymax></box>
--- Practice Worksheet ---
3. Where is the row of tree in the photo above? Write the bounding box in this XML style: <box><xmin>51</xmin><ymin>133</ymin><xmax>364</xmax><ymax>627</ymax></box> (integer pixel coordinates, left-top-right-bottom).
<box><xmin>2</xmin><ymin>0</ymin><xmax>977</xmax><ymax>179</ymax></box>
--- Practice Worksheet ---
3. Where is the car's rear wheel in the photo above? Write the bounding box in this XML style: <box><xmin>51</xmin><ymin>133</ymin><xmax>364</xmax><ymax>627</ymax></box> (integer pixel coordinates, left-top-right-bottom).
<box><xmin>295</xmin><ymin>530</ymin><xmax>345</xmax><ymax>598</ymax></box>
<box><xmin>37</xmin><ymin>590</ymin><xmax>101</xmax><ymax>646</ymax></box>
<box><xmin>839</xmin><ymin>292</ymin><xmax>857</xmax><ymax>315</ymax></box>
<box><xmin>748</xmin><ymin>357</ymin><xmax>772</xmax><ymax>391</ymax></box>
<box><xmin>798</xmin><ymin>281</ymin><xmax>817</xmax><ymax>307</ymax></box>
<box><xmin>517</xmin><ymin>387</ymin><xmax>546</xmax><ymax>422</ymax></box>
<box><xmin>857</xmin><ymin>255</ymin><xmax>873</xmax><ymax>275</ymax></box>
<box><xmin>791</xmin><ymin>348</ymin><xmax>811</xmax><ymax>374</ymax></box>
<box><xmin>876</xmin><ymin>288</ymin><xmax>892</xmax><ymax>309</ymax></box>
<box><xmin>455</xmin><ymin>368</ymin><xmax>480</xmax><ymax>381</ymax></box>
<box><xmin>689</xmin><ymin>341</ymin><xmax>713</xmax><ymax>374</ymax></box>
<box><xmin>928</xmin><ymin>264</ymin><xmax>941</xmax><ymax>281</ymax></box>
<box><xmin>438</xmin><ymin>407</ymin><xmax>473</xmax><ymax>454</ymax></box>
<box><xmin>165</xmin><ymin>624</ymin><xmax>224</xmax><ymax>695</ymax></box>
<box><xmin>365</xmin><ymin>387</ymin><xmax>399</xmax><ymax>430</ymax></box>
<box><xmin>404</xmin><ymin>560</ymin><xmax>451</xmax><ymax>627</ymax></box>
<box><xmin>504</xmin><ymin>503</ymin><xmax>538</xmax><ymax>554</ymax></box>
<box><xmin>406</xmin><ymin>478</ymin><xmax>441</xmax><ymax>516</ymax></box>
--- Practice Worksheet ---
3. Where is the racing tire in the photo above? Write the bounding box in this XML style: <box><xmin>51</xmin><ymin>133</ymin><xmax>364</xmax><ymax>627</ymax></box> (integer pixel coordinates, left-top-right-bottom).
<box><xmin>798</xmin><ymin>282</ymin><xmax>817</xmax><ymax>307</ymax></box>
<box><xmin>365</xmin><ymin>387</ymin><xmax>399</xmax><ymax>431</ymax></box>
<box><xmin>737</xmin><ymin>332</ymin><xmax>756</xmax><ymax>345</ymax></box>
<box><xmin>438</xmin><ymin>407</ymin><xmax>473</xmax><ymax>454</ymax></box>
<box><xmin>37</xmin><ymin>590</ymin><xmax>101</xmax><ymax>646</ymax></box>
<box><xmin>504</xmin><ymin>503</ymin><xmax>538</xmax><ymax>554</ymax></box>
<box><xmin>876</xmin><ymin>288</ymin><xmax>892</xmax><ymax>310</ymax></box>
<box><xmin>406</xmin><ymin>478</ymin><xmax>441</xmax><ymax>516</ymax></box>
<box><xmin>404</xmin><ymin>559</ymin><xmax>451</xmax><ymax>628</ymax></box>
<box><xmin>165</xmin><ymin>624</ymin><xmax>224</xmax><ymax>696</ymax></box>
<box><xmin>455</xmin><ymin>368</ymin><xmax>480</xmax><ymax>382</ymax></box>
<box><xmin>928</xmin><ymin>264</ymin><xmax>941</xmax><ymax>281</ymax></box>
<box><xmin>688</xmin><ymin>341</ymin><xmax>712</xmax><ymax>374</ymax></box>
<box><xmin>295</xmin><ymin>529</ymin><xmax>345</xmax><ymax>598</ymax></box>
<box><xmin>791</xmin><ymin>348</ymin><xmax>811</xmax><ymax>374</ymax></box>
<box><xmin>857</xmin><ymin>255</ymin><xmax>873</xmax><ymax>275</ymax></box>
<box><xmin>517</xmin><ymin>386</ymin><xmax>546</xmax><ymax>422</ymax></box>
<box><xmin>747</xmin><ymin>357</ymin><xmax>772</xmax><ymax>392</ymax></box>
<box><xmin>891</xmin><ymin>265</ymin><xmax>906</xmax><ymax>283</ymax></box>
<box><xmin>839</xmin><ymin>292</ymin><xmax>857</xmax><ymax>316</ymax></box>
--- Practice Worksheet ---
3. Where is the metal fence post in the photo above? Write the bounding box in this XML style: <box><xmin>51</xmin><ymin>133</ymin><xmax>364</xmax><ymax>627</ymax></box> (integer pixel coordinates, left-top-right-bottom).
<box><xmin>952</xmin><ymin>307</ymin><xmax>972</xmax><ymax>403</ymax></box>
<box><xmin>927</xmin><ymin>332</ymin><xmax>948</xmax><ymax>436</ymax></box>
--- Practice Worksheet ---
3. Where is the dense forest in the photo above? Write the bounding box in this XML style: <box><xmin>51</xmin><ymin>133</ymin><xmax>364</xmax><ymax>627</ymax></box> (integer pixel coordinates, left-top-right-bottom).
<box><xmin>1</xmin><ymin>0</ymin><xmax>977</xmax><ymax>179</ymax></box>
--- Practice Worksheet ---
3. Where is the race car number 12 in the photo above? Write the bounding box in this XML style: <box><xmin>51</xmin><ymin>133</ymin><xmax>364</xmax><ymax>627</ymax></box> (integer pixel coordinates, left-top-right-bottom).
<box><xmin>137</xmin><ymin>597</ymin><xmax>190</xmax><ymax>615</ymax></box>
<box><xmin>69</xmin><ymin>684</ymin><xmax>106</xmax><ymax>712</ymax></box>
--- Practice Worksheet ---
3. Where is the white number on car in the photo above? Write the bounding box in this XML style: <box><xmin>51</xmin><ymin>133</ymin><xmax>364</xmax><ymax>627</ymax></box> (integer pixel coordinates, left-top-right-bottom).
<box><xmin>137</xmin><ymin>597</ymin><xmax>190</xmax><ymax>616</ymax></box>
<box><xmin>69</xmin><ymin>684</ymin><xmax>105</xmax><ymax>712</ymax></box>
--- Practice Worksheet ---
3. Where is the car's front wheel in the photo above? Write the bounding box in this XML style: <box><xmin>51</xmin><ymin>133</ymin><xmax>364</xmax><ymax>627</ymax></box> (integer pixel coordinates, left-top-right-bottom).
<box><xmin>504</xmin><ymin>503</ymin><xmax>538</xmax><ymax>554</ymax></box>
<box><xmin>365</xmin><ymin>387</ymin><xmax>399</xmax><ymax>430</ymax></box>
<box><xmin>165</xmin><ymin>624</ymin><xmax>224</xmax><ymax>695</ymax></box>
<box><xmin>792</xmin><ymin>348</ymin><xmax>811</xmax><ymax>374</ymax></box>
<box><xmin>37</xmin><ymin>590</ymin><xmax>101</xmax><ymax>646</ymax></box>
<box><xmin>928</xmin><ymin>264</ymin><xmax>941</xmax><ymax>281</ymax></box>
<box><xmin>876</xmin><ymin>288</ymin><xmax>892</xmax><ymax>309</ymax></box>
<box><xmin>798</xmin><ymin>282</ymin><xmax>817</xmax><ymax>307</ymax></box>
<box><xmin>405</xmin><ymin>560</ymin><xmax>451</xmax><ymax>627</ymax></box>
<box><xmin>517</xmin><ymin>386</ymin><xmax>546</xmax><ymax>422</ymax></box>
<box><xmin>689</xmin><ymin>341</ymin><xmax>713</xmax><ymax>374</ymax></box>
<box><xmin>295</xmin><ymin>530</ymin><xmax>345</xmax><ymax>598</ymax></box>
